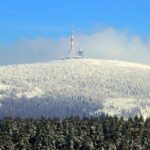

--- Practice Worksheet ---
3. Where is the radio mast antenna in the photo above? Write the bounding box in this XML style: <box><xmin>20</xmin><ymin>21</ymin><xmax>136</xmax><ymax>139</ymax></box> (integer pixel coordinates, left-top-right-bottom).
<box><xmin>70</xmin><ymin>28</ymin><xmax>75</xmax><ymax>58</ymax></box>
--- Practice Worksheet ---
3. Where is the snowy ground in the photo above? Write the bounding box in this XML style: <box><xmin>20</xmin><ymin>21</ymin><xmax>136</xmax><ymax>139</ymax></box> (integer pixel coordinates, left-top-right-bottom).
<box><xmin>0</xmin><ymin>59</ymin><xmax>149</xmax><ymax>119</ymax></box>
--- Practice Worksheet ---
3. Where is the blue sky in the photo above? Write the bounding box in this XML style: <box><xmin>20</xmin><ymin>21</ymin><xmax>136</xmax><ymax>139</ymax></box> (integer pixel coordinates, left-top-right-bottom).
<box><xmin>0</xmin><ymin>0</ymin><xmax>150</xmax><ymax>65</ymax></box>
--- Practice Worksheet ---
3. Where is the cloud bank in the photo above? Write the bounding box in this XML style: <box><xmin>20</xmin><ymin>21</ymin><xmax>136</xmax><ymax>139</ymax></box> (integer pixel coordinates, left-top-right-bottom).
<box><xmin>0</xmin><ymin>28</ymin><xmax>150</xmax><ymax>66</ymax></box>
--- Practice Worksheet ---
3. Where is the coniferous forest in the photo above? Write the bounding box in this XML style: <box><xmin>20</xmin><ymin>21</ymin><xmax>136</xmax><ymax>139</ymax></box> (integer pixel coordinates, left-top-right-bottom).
<box><xmin>0</xmin><ymin>115</ymin><xmax>150</xmax><ymax>150</ymax></box>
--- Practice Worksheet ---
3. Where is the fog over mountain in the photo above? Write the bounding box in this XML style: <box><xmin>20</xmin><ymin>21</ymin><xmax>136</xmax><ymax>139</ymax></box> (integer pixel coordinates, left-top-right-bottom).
<box><xmin>0</xmin><ymin>28</ymin><xmax>150</xmax><ymax>65</ymax></box>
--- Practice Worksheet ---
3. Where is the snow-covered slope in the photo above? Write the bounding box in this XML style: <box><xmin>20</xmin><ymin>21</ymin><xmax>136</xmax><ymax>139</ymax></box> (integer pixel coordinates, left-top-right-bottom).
<box><xmin>0</xmin><ymin>59</ymin><xmax>150</xmax><ymax>119</ymax></box>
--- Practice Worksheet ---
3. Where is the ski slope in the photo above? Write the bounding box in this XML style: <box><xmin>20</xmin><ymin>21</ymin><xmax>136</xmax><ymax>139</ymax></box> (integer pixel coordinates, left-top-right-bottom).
<box><xmin>0</xmin><ymin>59</ymin><xmax>150</xmax><ymax>119</ymax></box>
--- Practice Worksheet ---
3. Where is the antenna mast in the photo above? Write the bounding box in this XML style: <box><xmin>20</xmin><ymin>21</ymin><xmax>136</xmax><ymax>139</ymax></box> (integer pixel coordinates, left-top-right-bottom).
<box><xmin>70</xmin><ymin>28</ymin><xmax>75</xmax><ymax>58</ymax></box>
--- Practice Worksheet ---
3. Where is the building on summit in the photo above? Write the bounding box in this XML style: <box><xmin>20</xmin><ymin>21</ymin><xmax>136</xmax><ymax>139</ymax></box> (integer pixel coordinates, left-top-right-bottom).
<box><xmin>60</xmin><ymin>29</ymin><xmax>87</xmax><ymax>59</ymax></box>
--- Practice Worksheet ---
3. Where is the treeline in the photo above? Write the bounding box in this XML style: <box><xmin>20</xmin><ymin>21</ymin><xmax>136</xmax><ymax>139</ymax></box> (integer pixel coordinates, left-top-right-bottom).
<box><xmin>0</xmin><ymin>115</ymin><xmax>150</xmax><ymax>150</ymax></box>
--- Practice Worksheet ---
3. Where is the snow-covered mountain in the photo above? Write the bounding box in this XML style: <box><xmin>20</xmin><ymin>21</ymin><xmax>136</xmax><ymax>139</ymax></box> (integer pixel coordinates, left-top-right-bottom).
<box><xmin>0</xmin><ymin>59</ymin><xmax>150</xmax><ymax>119</ymax></box>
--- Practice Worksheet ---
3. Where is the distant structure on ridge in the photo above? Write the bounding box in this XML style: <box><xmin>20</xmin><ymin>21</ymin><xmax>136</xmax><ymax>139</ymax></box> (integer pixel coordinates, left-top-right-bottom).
<box><xmin>60</xmin><ymin>29</ymin><xmax>86</xmax><ymax>59</ymax></box>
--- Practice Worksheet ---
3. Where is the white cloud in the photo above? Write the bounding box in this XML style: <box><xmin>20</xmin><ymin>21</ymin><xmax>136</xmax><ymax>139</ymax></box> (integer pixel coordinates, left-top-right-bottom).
<box><xmin>75</xmin><ymin>28</ymin><xmax>150</xmax><ymax>64</ymax></box>
<box><xmin>0</xmin><ymin>27</ymin><xmax>150</xmax><ymax>65</ymax></box>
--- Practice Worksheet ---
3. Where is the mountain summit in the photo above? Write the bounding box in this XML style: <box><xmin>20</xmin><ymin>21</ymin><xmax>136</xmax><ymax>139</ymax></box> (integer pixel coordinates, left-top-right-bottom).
<box><xmin>0</xmin><ymin>59</ymin><xmax>150</xmax><ymax>119</ymax></box>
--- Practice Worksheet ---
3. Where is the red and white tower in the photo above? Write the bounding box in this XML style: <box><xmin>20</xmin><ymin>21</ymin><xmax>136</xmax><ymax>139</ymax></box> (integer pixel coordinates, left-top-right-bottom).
<box><xmin>70</xmin><ymin>29</ymin><xmax>75</xmax><ymax>58</ymax></box>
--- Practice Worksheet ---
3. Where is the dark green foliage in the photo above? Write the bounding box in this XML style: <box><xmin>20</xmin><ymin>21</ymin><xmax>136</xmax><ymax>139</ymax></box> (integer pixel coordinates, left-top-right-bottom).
<box><xmin>0</xmin><ymin>115</ymin><xmax>149</xmax><ymax>149</ymax></box>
